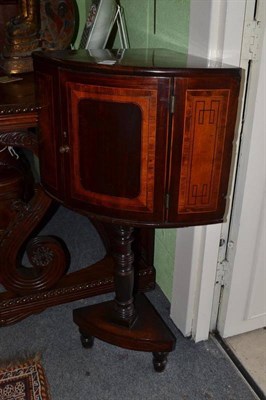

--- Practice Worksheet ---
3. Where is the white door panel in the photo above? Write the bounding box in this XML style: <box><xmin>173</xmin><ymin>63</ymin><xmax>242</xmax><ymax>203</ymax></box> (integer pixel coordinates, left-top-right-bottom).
<box><xmin>246</xmin><ymin>205</ymin><xmax>265</xmax><ymax>320</ymax></box>
<box><xmin>217</xmin><ymin>17</ymin><xmax>266</xmax><ymax>337</ymax></box>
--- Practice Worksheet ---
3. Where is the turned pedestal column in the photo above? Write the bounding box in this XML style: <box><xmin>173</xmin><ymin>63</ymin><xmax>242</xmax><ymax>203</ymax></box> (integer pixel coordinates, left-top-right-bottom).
<box><xmin>73</xmin><ymin>224</ymin><xmax>175</xmax><ymax>372</ymax></box>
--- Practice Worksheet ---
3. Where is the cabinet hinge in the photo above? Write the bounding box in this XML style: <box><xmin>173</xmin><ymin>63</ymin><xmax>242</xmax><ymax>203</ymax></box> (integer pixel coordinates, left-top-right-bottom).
<box><xmin>170</xmin><ymin>95</ymin><xmax>176</xmax><ymax>114</ymax></box>
<box><xmin>165</xmin><ymin>193</ymin><xmax>170</xmax><ymax>209</ymax></box>
<box><xmin>216</xmin><ymin>260</ymin><xmax>229</xmax><ymax>287</ymax></box>
<box><xmin>241</xmin><ymin>20</ymin><xmax>262</xmax><ymax>61</ymax></box>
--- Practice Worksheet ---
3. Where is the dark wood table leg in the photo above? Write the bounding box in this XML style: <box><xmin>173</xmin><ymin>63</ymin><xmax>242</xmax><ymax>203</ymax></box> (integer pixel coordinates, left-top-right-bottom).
<box><xmin>112</xmin><ymin>225</ymin><xmax>137</xmax><ymax>327</ymax></box>
<box><xmin>73</xmin><ymin>224</ymin><xmax>176</xmax><ymax>372</ymax></box>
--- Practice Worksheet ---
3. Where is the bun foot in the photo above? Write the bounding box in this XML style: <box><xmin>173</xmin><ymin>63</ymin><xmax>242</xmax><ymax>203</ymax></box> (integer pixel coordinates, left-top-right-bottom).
<box><xmin>152</xmin><ymin>352</ymin><xmax>168</xmax><ymax>372</ymax></box>
<box><xmin>80</xmin><ymin>330</ymin><xmax>94</xmax><ymax>349</ymax></box>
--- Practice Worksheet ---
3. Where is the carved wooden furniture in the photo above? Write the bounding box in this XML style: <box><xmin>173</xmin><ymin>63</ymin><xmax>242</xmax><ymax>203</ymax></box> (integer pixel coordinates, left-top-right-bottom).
<box><xmin>0</xmin><ymin>71</ymin><xmax>155</xmax><ymax>326</ymax></box>
<box><xmin>0</xmin><ymin>0</ymin><xmax>78</xmax><ymax>74</ymax></box>
<box><xmin>32</xmin><ymin>48</ymin><xmax>241</xmax><ymax>371</ymax></box>
<box><xmin>0</xmin><ymin>0</ymin><xmax>19</xmax><ymax>54</ymax></box>
<box><xmin>1</xmin><ymin>0</ymin><xmax>40</xmax><ymax>74</ymax></box>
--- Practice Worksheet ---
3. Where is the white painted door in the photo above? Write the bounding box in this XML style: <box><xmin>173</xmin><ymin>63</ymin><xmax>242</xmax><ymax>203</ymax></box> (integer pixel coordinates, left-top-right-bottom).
<box><xmin>217</xmin><ymin>1</ymin><xmax>266</xmax><ymax>338</ymax></box>
<box><xmin>170</xmin><ymin>0</ymin><xmax>265</xmax><ymax>342</ymax></box>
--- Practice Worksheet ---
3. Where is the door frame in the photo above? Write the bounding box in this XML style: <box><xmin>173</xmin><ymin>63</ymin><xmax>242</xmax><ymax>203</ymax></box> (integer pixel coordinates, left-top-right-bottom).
<box><xmin>217</xmin><ymin>7</ymin><xmax>266</xmax><ymax>337</ymax></box>
<box><xmin>170</xmin><ymin>0</ymin><xmax>247</xmax><ymax>342</ymax></box>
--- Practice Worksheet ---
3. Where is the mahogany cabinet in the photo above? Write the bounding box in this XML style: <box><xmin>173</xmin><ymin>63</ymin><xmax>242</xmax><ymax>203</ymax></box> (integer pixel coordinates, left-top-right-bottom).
<box><xmin>33</xmin><ymin>48</ymin><xmax>241</xmax><ymax>371</ymax></box>
<box><xmin>33</xmin><ymin>49</ymin><xmax>241</xmax><ymax>228</ymax></box>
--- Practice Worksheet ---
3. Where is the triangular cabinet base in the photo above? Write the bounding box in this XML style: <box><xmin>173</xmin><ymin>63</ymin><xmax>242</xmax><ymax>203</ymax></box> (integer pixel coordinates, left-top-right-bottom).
<box><xmin>73</xmin><ymin>293</ymin><xmax>176</xmax><ymax>372</ymax></box>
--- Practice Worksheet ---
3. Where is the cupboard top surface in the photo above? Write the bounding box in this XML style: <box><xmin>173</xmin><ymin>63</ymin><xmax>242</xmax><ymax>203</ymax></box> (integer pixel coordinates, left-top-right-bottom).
<box><xmin>32</xmin><ymin>48</ymin><xmax>241</xmax><ymax>77</ymax></box>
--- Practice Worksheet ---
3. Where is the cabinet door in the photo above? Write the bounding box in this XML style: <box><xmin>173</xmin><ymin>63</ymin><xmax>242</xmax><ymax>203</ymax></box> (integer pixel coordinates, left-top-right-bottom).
<box><xmin>60</xmin><ymin>72</ymin><xmax>171</xmax><ymax>224</ymax></box>
<box><xmin>168</xmin><ymin>75</ymin><xmax>240</xmax><ymax>225</ymax></box>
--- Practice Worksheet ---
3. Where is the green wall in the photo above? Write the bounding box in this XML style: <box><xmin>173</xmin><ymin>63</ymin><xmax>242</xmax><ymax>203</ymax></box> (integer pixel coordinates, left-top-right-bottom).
<box><xmin>75</xmin><ymin>0</ymin><xmax>190</xmax><ymax>300</ymax></box>
<box><xmin>75</xmin><ymin>0</ymin><xmax>190</xmax><ymax>53</ymax></box>
<box><xmin>119</xmin><ymin>0</ymin><xmax>189</xmax><ymax>53</ymax></box>
<box><xmin>74</xmin><ymin>0</ymin><xmax>88</xmax><ymax>47</ymax></box>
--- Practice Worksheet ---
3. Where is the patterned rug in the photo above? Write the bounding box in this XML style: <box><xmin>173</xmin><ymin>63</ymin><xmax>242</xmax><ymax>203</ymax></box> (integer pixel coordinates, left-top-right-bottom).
<box><xmin>0</xmin><ymin>356</ymin><xmax>50</xmax><ymax>400</ymax></box>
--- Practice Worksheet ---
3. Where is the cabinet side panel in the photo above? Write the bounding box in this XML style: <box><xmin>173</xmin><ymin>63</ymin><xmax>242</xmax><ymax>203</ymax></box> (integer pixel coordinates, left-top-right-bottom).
<box><xmin>178</xmin><ymin>89</ymin><xmax>230</xmax><ymax>213</ymax></box>
<box><xmin>35</xmin><ymin>71</ymin><xmax>60</xmax><ymax>195</ymax></box>
<box><xmin>169</xmin><ymin>75</ymin><xmax>240</xmax><ymax>225</ymax></box>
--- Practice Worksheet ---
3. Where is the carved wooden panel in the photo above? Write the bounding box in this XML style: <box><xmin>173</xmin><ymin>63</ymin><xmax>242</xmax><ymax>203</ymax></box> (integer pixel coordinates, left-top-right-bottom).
<box><xmin>178</xmin><ymin>89</ymin><xmax>230</xmax><ymax>213</ymax></box>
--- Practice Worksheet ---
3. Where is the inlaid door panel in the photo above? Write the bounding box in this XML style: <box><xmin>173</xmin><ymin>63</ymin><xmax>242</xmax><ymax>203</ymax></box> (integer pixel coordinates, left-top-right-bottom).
<box><xmin>168</xmin><ymin>76</ymin><xmax>240</xmax><ymax>225</ymax></box>
<box><xmin>61</xmin><ymin>74</ymin><xmax>171</xmax><ymax>223</ymax></box>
